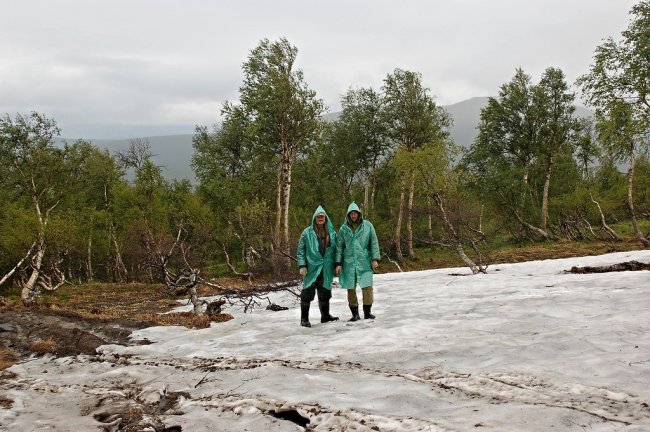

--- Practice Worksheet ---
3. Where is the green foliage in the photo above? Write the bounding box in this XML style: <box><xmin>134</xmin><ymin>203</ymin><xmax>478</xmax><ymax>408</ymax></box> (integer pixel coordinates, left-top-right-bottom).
<box><xmin>383</xmin><ymin>69</ymin><xmax>451</xmax><ymax>151</ymax></box>
<box><xmin>3</xmin><ymin>27</ymin><xmax>649</xmax><ymax>286</ymax></box>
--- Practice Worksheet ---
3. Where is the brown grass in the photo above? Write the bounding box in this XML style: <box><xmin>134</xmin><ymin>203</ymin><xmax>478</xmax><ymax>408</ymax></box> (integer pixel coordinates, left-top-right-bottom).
<box><xmin>389</xmin><ymin>239</ymin><xmax>647</xmax><ymax>273</ymax></box>
<box><xmin>0</xmin><ymin>346</ymin><xmax>19</xmax><ymax>370</ymax></box>
<box><xmin>487</xmin><ymin>240</ymin><xmax>643</xmax><ymax>265</ymax></box>
<box><xmin>1</xmin><ymin>282</ymin><xmax>236</xmax><ymax>329</ymax></box>
<box><xmin>28</xmin><ymin>338</ymin><xmax>58</xmax><ymax>356</ymax></box>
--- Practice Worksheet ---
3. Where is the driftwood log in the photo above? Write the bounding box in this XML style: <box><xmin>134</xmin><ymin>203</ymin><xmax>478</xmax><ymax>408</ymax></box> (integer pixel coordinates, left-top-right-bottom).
<box><xmin>568</xmin><ymin>260</ymin><xmax>650</xmax><ymax>274</ymax></box>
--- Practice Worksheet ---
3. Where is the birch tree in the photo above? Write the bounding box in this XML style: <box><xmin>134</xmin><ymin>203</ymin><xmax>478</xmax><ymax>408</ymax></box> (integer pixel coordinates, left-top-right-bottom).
<box><xmin>534</xmin><ymin>67</ymin><xmax>580</xmax><ymax>232</ymax></box>
<box><xmin>578</xmin><ymin>0</ymin><xmax>650</xmax><ymax>246</ymax></box>
<box><xmin>596</xmin><ymin>101</ymin><xmax>649</xmax><ymax>245</ymax></box>
<box><xmin>466</xmin><ymin>69</ymin><xmax>556</xmax><ymax>240</ymax></box>
<box><xmin>383</xmin><ymin>69</ymin><xmax>451</xmax><ymax>260</ymax></box>
<box><xmin>0</xmin><ymin>112</ymin><xmax>79</xmax><ymax>303</ymax></box>
<box><xmin>237</xmin><ymin>38</ymin><xmax>324</xmax><ymax>273</ymax></box>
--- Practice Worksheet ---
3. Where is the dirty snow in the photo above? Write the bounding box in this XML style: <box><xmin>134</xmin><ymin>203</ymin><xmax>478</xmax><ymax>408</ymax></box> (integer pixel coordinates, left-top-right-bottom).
<box><xmin>1</xmin><ymin>250</ymin><xmax>650</xmax><ymax>431</ymax></box>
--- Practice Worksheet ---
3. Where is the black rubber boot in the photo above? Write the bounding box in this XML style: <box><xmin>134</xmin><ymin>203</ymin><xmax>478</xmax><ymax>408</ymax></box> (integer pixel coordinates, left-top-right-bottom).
<box><xmin>300</xmin><ymin>302</ymin><xmax>311</xmax><ymax>327</ymax></box>
<box><xmin>363</xmin><ymin>304</ymin><xmax>375</xmax><ymax>319</ymax></box>
<box><xmin>319</xmin><ymin>300</ymin><xmax>339</xmax><ymax>323</ymax></box>
<box><xmin>348</xmin><ymin>305</ymin><xmax>361</xmax><ymax>322</ymax></box>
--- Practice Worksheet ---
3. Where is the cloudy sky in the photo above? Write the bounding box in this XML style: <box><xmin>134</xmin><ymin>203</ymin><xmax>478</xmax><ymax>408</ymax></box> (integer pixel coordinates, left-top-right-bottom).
<box><xmin>0</xmin><ymin>0</ymin><xmax>638</xmax><ymax>137</ymax></box>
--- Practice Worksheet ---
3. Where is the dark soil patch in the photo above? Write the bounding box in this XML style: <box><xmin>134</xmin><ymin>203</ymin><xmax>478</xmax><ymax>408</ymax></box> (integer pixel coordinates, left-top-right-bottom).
<box><xmin>0</xmin><ymin>282</ymin><xmax>244</xmax><ymax>369</ymax></box>
<box><xmin>0</xmin><ymin>310</ymin><xmax>149</xmax><ymax>366</ymax></box>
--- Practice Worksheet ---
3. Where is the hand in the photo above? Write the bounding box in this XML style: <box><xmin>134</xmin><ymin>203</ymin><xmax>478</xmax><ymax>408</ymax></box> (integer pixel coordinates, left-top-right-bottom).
<box><xmin>335</xmin><ymin>265</ymin><xmax>341</xmax><ymax>276</ymax></box>
<box><xmin>372</xmin><ymin>260</ymin><xmax>378</xmax><ymax>270</ymax></box>
<box><xmin>299</xmin><ymin>267</ymin><xmax>307</xmax><ymax>277</ymax></box>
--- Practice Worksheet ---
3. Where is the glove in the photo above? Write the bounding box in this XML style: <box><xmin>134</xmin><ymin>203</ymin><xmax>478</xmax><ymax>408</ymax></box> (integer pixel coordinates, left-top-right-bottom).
<box><xmin>372</xmin><ymin>260</ymin><xmax>379</xmax><ymax>270</ymax></box>
<box><xmin>299</xmin><ymin>267</ymin><xmax>307</xmax><ymax>277</ymax></box>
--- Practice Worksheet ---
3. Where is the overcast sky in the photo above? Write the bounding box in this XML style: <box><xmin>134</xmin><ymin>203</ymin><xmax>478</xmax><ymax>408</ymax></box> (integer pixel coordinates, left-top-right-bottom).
<box><xmin>0</xmin><ymin>0</ymin><xmax>638</xmax><ymax>137</ymax></box>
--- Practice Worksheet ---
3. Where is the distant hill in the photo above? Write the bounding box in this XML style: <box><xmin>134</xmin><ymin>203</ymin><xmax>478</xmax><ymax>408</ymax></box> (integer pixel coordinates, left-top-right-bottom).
<box><xmin>58</xmin><ymin>97</ymin><xmax>594</xmax><ymax>182</ymax></box>
<box><xmin>444</xmin><ymin>96</ymin><xmax>488</xmax><ymax>150</ymax></box>
<box><xmin>58</xmin><ymin>134</ymin><xmax>196</xmax><ymax>182</ymax></box>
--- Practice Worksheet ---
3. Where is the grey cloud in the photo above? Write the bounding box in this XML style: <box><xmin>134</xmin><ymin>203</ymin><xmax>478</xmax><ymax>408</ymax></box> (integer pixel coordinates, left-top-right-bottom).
<box><xmin>0</xmin><ymin>0</ymin><xmax>639</xmax><ymax>133</ymax></box>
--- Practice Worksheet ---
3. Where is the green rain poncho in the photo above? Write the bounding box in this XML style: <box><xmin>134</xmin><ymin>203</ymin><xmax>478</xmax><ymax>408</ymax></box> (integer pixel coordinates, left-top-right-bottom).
<box><xmin>335</xmin><ymin>202</ymin><xmax>381</xmax><ymax>289</ymax></box>
<box><xmin>296</xmin><ymin>206</ymin><xmax>337</xmax><ymax>290</ymax></box>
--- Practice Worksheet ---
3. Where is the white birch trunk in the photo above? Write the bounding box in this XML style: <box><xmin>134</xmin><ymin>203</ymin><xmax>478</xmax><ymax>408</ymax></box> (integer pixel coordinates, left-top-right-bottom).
<box><xmin>281</xmin><ymin>159</ymin><xmax>293</xmax><ymax>270</ymax></box>
<box><xmin>433</xmin><ymin>193</ymin><xmax>482</xmax><ymax>274</ymax></box>
<box><xmin>363</xmin><ymin>182</ymin><xmax>369</xmax><ymax>216</ymax></box>
<box><xmin>395</xmin><ymin>187</ymin><xmax>405</xmax><ymax>261</ymax></box>
<box><xmin>589</xmin><ymin>192</ymin><xmax>620</xmax><ymax>240</ymax></box>
<box><xmin>407</xmin><ymin>174</ymin><xmax>416</xmax><ymax>259</ymax></box>
<box><xmin>0</xmin><ymin>241</ymin><xmax>36</xmax><ymax>287</ymax></box>
<box><xmin>86</xmin><ymin>235</ymin><xmax>94</xmax><ymax>282</ymax></box>
<box><xmin>626</xmin><ymin>153</ymin><xmax>650</xmax><ymax>246</ymax></box>
<box><xmin>541</xmin><ymin>158</ymin><xmax>553</xmax><ymax>232</ymax></box>
<box><xmin>21</xmin><ymin>234</ymin><xmax>45</xmax><ymax>304</ymax></box>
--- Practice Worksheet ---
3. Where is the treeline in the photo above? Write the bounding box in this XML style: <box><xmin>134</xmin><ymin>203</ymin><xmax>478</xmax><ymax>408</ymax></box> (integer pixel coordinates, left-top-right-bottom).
<box><xmin>1</xmin><ymin>2</ymin><xmax>649</xmax><ymax>303</ymax></box>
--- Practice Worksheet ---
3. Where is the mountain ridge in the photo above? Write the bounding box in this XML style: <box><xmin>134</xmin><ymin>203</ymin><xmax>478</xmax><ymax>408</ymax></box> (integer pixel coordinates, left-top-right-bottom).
<box><xmin>58</xmin><ymin>97</ymin><xmax>594</xmax><ymax>181</ymax></box>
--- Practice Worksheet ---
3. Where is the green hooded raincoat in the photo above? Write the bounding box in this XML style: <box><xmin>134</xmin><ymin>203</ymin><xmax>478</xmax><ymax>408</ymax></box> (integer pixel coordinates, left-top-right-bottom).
<box><xmin>297</xmin><ymin>206</ymin><xmax>337</xmax><ymax>290</ymax></box>
<box><xmin>335</xmin><ymin>202</ymin><xmax>381</xmax><ymax>289</ymax></box>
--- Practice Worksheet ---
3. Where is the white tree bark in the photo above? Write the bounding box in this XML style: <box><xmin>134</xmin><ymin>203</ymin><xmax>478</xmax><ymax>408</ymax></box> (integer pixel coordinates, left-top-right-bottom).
<box><xmin>407</xmin><ymin>174</ymin><xmax>416</xmax><ymax>260</ymax></box>
<box><xmin>86</xmin><ymin>235</ymin><xmax>94</xmax><ymax>282</ymax></box>
<box><xmin>433</xmin><ymin>193</ymin><xmax>484</xmax><ymax>274</ymax></box>
<box><xmin>21</xmin><ymin>234</ymin><xmax>45</xmax><ymax>304</ymax></box>
<box><xmin>0</xmin><ymin>241</ymin><xmax>36</xmax><ymax>287</ymax></box>
<box><xmin>626</xmin><ymin>153</ymin><xmax>650</xmax><ymax>246</ymax></box>
<box><xmin>395</xmin><ymin>187</ymin><xmax>405</xmax><ymax>261</ymax></box>
<box><xmin>589</xmin><ymin>192</ymin><xmax>620</xmax><ymax>240</ymax></box>
<box><xmin>541</xmin><ymin>157</ymin><xmax>553</xmax><ymax>232</ymax></box>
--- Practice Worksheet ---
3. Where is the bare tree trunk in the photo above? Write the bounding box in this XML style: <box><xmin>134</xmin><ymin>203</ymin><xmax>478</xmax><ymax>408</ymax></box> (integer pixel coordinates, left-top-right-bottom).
<box><xmin>104</xmin><ymin>184</ymin><xmax>127</xmax><ymax>282</ymax></box>
<box><xmin>0</xmin><ymin>241</ymin><xmax>36</xmax><ymax>287</ymax></box>
<box><xmin>433</xmin><ymin>193</ymin><xmax>483</xmax><ymax>274</ymax></box>
<box><xmin>395</xmin><ymin>187</ymin><xmax>405</xmax><ymax>261</ymax></box>
<box><xmin>21</xmin><ymin>234</ymin><xmax>45</xmax><ymax>304</ymax></box>
<box><xmin>513</xmin><ymin>209</ymin><xmax>556</xmax><ymax>241</ymax></box>
<box><xmin>281</xmin><ymin>160</ymin><xmax>293</xmax><ymax>271</ymax></box>
<box><xmin>363</xmin><ymin>181</ymin><xmax>369</xmax><ymax>216</ymax></box>
<box><xmin>520</xmin><ymin>168</ymin><xmax>529</xmax><ymax>212</ymax></box>
<box><xmin>273</xmin><ymin>163</ymin><xmax>284</xmax><ymax>274</ymax></box>
<box><xmin>427</xmin><ymin>196</ymin><xmax>433</xmax><ymax>245</ymax></box>
<box><xmin>541</xmin><ymin>158</ymin><xmax>553</xmax><ymax>232</ymax></box>
<box><xmin>110</xmin><ymin>227</ymin><xmax>128</xmax><ymax>282</ymax></box>
<box><xmin>589</xmin><ymin>191</ymin><xmax>620</xmax><ymax>240</ymax></box>
<box><xmin>21</xmin><ymin>196</ymin><xmax>53</xmax><ymax>304</ymax></box>
<box><xmin>407</xmin><ymin>174</ymin><xmax>416</xmax><ymax>260</ymax></box>
<box><xmin>626</xmin><ymin>153</ymin><xmax>650</xmax><ymax>246</ymax></box>
<box><xmin>370</xmin><ymin>174</ymin><xmax>377</xmax><ymax>217</ymax></box>
<box><xmin>86</xmin><ymin>235</ymin><xmax>94</xmax><ymax>282</ymax></box>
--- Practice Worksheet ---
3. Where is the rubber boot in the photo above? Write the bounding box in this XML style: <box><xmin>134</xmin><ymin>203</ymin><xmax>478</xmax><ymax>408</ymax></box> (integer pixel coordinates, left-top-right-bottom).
<box><xmin>319</xmin><ymin>300</ymin><xmax>339</xmax><ymax>323</ymax></box>
<box><xmin>300</xmin><ymin>302</ymin><xmax>311</xmax><ymax>327</ymax></box>
<box><xmin>363</xmin><ymin>304</ymin><xmax>375</xmax><ymax>319</ymax></box>
<box><xmin>348</xmin><ymin>305</ymin><xmax>361</xmax><ymax>322</ymax></box>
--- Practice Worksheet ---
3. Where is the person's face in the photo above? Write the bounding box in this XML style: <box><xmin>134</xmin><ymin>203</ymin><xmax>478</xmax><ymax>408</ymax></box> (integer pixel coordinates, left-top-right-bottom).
<box><xmin>315</xmin><ymin>214</ymin><xmax>326</xmax><ymax>226</ymax></box>
<box><xmin>349</xmin><ymin>211</ymin><xmax>359</xmax><ymax>222</ymax></box>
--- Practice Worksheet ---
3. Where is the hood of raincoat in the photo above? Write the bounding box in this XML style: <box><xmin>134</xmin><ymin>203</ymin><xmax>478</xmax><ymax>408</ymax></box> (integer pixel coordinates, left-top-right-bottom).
<box><xmin>311</xmin><ymin>205</ymin><xmax>334</xmax><ymax>232</ymax></box>
<box><xmin>345</xmin><ymin>202</ymin><xmax>364</xmax><ymax>226</ymax></box>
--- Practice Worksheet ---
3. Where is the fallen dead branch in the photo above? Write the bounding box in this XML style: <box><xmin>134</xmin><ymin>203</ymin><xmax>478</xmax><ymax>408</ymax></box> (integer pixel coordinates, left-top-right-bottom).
<box><xmin>568</xmin><ymin>260</ymin><xmax>650</xmax><ymax>273</ymax></box>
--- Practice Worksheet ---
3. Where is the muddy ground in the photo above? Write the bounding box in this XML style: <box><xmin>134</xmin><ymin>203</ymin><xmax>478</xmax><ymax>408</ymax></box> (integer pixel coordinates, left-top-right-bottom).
<box><xmin>0</xmin><ymin>310</ymin><xmax>149</xmax><ymax>360</ymax></box>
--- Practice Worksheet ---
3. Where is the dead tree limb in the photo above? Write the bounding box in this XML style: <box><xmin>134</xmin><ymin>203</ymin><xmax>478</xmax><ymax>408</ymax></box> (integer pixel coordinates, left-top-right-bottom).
<box><xmin>0</xmin><ymin>240</ymin><xmax>36</xmax><ymax>287</ymax></box>
<box><xmin>216</xmin><ymin>240</ymin><xmax>253</xmax><ymax>283</ymax></box>
<box><xmin>382</xmin><ymin>253</ymin><xmax>403</xmax><ymax>272</ymax></box>
<box><xmin>568</xmin><ymin>261</ymin><xmax>650</xmax><ymax>273</ymax></box>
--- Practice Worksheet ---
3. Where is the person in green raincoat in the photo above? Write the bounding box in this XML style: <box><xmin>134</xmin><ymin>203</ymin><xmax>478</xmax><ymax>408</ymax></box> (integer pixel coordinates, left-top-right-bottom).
<box><xmin>335</xmin><ymin>202</ymin><xmax>381</xmax><ymax>321</ymax></box>
<box><xmin>296</xmin><ymin>206</ymin><xmax>339</xmax><ymax>327</ymax></box>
